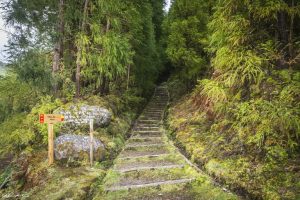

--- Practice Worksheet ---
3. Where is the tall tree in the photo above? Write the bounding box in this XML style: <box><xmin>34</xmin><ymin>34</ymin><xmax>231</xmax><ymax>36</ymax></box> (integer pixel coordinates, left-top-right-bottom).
<box><xmin>164</xmin><ymin>0</ymin><xmax>213</xmax><ymax>88</ymax></box>
<box><xmin>75</xmin><ymin>0</ymin><xmax>89</xmax><ymax>98</ymax></box>
<box><xmin>52</xmin><ymin>0</ymin><xmax>65</xmax><ymax>96</ymax></box>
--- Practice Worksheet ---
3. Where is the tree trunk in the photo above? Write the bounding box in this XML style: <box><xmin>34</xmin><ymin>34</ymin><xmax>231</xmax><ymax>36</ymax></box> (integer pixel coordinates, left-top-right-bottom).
<box><xmin>288</xmin><ymin>0</ymin><xmax>295</xmax><ymax>69</ymax></box>
<box><xmin>127</xmin><ymin>64</ymin><xmax>130</xmax><ymax>90</ymax></box>
<box><xmin>97</xmin><ymin>17</ymin><xmax>111</xmax><ymax>96</ymax></box>
<box><xmin>277</xmin><ymin>11</ymin><xmax>289</xmax><ymax>69</ymax></box>
<box><xmin>75</xmin><ymin>0</ymin><xmax>89</xmax><ymax>98</ymax></box>
<box><xmin>99</xmin><ymin>75</ymin><xmax>107</xmax><ymax>95</ymax></box>
<box><xmin>52</xmin><ymin>0</ymin><xmax>64</xmax><ymax>96</ymax></box>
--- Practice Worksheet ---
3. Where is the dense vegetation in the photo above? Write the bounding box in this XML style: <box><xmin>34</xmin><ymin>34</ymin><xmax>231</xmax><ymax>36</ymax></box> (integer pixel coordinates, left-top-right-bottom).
<box><xmin>165</xmin><ymin>0</ymin><xmax>300</xmax><ymax>199</ymax></box>
<box><xmin>0</xmin><ymin>0</ymin><xmax>164</xmax><ymax>197</ymax></box>
<box><xmin>0</xmin><ymin>0</ymin><xmax>165</xmax><ymax>154</ymax></box>
<box><xmin>0</xmin><ymin>0</ymin><xmax>300</xmax><ymax>199</ymax></box>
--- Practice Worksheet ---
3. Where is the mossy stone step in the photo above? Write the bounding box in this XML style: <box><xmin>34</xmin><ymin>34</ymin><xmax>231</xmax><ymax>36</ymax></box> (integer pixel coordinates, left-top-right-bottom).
<box><xmin>104</xmin><ymin>167</ymin><xmax>194</xmax><ymax>191</ymax></box>
<box><xmin>134</xmin><ymin>127</ymin><xmax>160</xmax><ymax>131</ymax></box>
<box><xmin>105</xmin><ymin>178</ymin><xmax>194</xmax><ymax>191</ymax></box>
<box><xmin>115</xmin><ymin>163</ymin><xmax>185</xmax><ymax>173</ymax></box>
<box><xmin>135</xmin><ymin>124</ymin><xmax>161</xmax><ymax>128</ymax></box>
<box><xmin>128</xmin><ymin>137</ymin><xmax>163</xmax><ymax>143</ymax></box>
<box><xmin>134</xmin><ymin>130</ymin><xmax>162</xmax><ymax>133</ymax></box>
<box><xmin>118</xmin><ymin>153</ymin><xmax>170</xmax><ymax>160</ymax></box>
<box><xmin>118</xmin><ymin>149</ymin><xmax>169</xmax><ymax>159</ymax></box>
<box><xmin>132</xmin><ymin>133</ymin><xmax>163</xmax><ymax>138</ymax></box>
<box><xmin>140</xmin><ymin>116</ymin><xmax>162</xmax><ymax>119</ymax></box>
<box><xmin>130</xmin><ymin>136</ymin><xmax>164</xmax><ymax>140</ymax></box>
<box><xmin>122</xmin><ymin>144</ymin><xmax>168</xmax><ymax>152</ymax></box>
<box><xmin>126</xmin><ymin>143</ymin><xmax>165</xmax><ymax>148</ymax></box>
<box><xmin>138</xmin><ymin>120</ymin><xmax>161</xmax><ymax>124</ymax></box>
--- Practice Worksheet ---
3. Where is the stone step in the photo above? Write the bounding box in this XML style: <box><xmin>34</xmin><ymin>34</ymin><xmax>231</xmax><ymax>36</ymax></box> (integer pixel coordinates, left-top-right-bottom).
<box><xmin>138</xmin><ymin>119</ymin><xmax>160</xmax><ymax>121</ymax></box>
<box><xmin>141</xmin><ymin>113</ymin><xmax>162</xmax><ymax>116</ymax></box>
<box><xmin>137</xmin><ymin>121</ymin><xmax>161</xmax><ymax>125</ymax></box>
<box><xmin>134</xmin><ymin>130</ymin><xmax>162</xmax><ymax>134</ymax></box>
<box><xmin>116</xmin><ymin>164</ymin><xmax>185</xmax><ymax>173</ymax></box>
<box><xmin>142</xmin><ymin>112</ymin><xmax>162</xmax><ymax>115</ymax></box>
<box><xmin>133</xmin><ymin>133</ymin><xmax>162</xmax><ymax>138</ymax></box>
<box><xmin>147</xmin><ymin>104</ymin><xmax>167</xmax><ymax>106</ymax></box>
<box><xmin>126</xmin><ymin>143</ymin><xmax>165</xmax><ymax>148</ymax></box>
<box><xmin>139</xmin><ymin>117</ymin><xmax>161</xmax><ymax>120</ymax></box>
<box><xmin>134</xmin><ymin>127</ymin><xmax>160</xmax><ymax>130</ymax></box>
<box><xmin>142</xmin><ymin>113</ymin><xmax>163</xmax><ymax>116</ymax></box>
<box><xmin>141</xmin><ymin>112</ymin><xmax>162</xmax><ymax>115</ymax></box>
<box><xmin>105</xmin><ymin>178</ymin><xmax>193</xmax><ymax>191</ymax></box>
<box><xmin>119</xmin><ymin>146</ymin><xmax>169</xmax><ymax>159</ymax></box>
<box><xmin>145</xmin><ymin>107</ymin><xmax>166</xmax><ymax>110</ymax></box>
<box><xmin>136</xmin><ymin>123</ymin><xmax>161</xmax><ymax>126</ymax></box>
<box><xmin>142</xmin><ymin>111</ymin><xmax>163</xmax><ymax>116</ymax></box>
<box><xmin>134</xmin><ymin>127</ymin><xmax>160</xmax><ymax>131</ymax></box>
<box><xmin>144</xmin><ymin>108</ymin><xmax>165</xmax><ymax>110</ymax></box>
<box><xmin>128</xmin><ymin>137</ymin><xmax>163</xmax><ymax>143</ymax></box>
<box><xmin>130</xmin><ymin>135</ymin><xmax>163</xmax><ymax>139</ymax></box>
<box><xmin>147</xmin><ymin>102</ymin><xmax>167</xmax><ymax>105</ymax></box>
<box><xmin>118</xmin><ymin>153</ymin><xmax>170</xmax><ymax>160</ymax></box>
<box><xmin>144</xmin><ymin>108</ymin><xmax>164</xmax><ymax>111</ymax></box>
<box><xmin>144</xmin><ymin>107</ymin><xmax>164</xmax><ymax>110</ymax></box>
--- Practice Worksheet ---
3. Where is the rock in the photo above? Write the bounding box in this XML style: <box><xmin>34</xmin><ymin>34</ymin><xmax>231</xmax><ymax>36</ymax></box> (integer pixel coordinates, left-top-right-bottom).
<box><xmin>54</xmin><ymin>134</ymin><xmax>105</xmax><ymax>165</ymax></box>
<box><xmin>55</xmin><ymin>104</ymin><xmax>112</xmax><ymax>131</ymax></box>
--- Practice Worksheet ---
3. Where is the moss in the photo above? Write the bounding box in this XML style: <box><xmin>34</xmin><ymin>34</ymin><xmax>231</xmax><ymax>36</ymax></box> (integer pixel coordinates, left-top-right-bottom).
<box><xmin>23</xmin><ymin>167</ymin><xmax>105</xmax><ymax>200</ymax></box>
<box><xmin>93</xmin><ymin>167</ymin><xmax>238</xmax><ymax>200</ymax></box>
<box><xmin>167</xmin><ymin>92</ymin><xmax>300</xmax><ymax>199</ymax></box>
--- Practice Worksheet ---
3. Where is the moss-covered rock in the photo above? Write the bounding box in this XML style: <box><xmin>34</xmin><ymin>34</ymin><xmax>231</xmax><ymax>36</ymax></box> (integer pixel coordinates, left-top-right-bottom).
<box><xmin>55</xmin><ymin>104</ymin><xmax>112</xmax><ymax>132</ymax></box>
<box><xmin>54</xmin><ymin>134</ymin><xmax>105</xmax><ymax>166</ymax></box>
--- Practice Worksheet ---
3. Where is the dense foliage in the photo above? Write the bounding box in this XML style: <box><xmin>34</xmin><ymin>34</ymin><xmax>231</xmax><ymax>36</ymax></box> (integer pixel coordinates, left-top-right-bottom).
<box><xmin>0</xmin><ymin>0</ymin><xmax>165</xmax><ymax>155</ymax></box>
<box><xmin>166</xmin><ymin>0</ymin><xmax>300</xmax><ymax>199</ymax></box>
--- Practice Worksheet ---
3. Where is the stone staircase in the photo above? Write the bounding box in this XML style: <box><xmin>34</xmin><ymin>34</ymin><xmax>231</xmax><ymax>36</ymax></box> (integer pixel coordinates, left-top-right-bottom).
<box><xmin>97</xmin><ymin>85</ymin><xmax>238</xmax><ymax>200</ymax></box>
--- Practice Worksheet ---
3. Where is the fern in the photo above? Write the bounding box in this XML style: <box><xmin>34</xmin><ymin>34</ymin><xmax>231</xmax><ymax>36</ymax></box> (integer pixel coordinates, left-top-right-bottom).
<box><xmin>195</xmin><ymin>79</ymin><xmax>227</xmax><ymax>104</ymax></box>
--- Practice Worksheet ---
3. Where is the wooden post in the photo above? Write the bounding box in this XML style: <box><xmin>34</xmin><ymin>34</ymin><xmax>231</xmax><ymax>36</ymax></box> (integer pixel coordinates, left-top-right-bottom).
<box><xmin>48</xmin><ymin>123</ymin><xmax>54</xmax><ymax>165</ymax></box>
<box><xmin>40</xmin><ymin>114</ymin><xmax>64</xmax><ymax>165</ymax></box>
<box><xmin>89</xmin><ymin>119</ymin><xmax>94</xmax><ymax>167</ymax></box>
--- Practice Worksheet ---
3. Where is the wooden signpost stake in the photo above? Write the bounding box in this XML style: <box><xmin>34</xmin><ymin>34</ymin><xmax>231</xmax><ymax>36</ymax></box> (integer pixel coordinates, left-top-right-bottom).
<box><xmin>89</xmin><ymin>119</ymin><xmax>94</xmax><ymax>167</ymax></box>
<box><xmin>40</xmin><ymin>114</ymin><xmax>64</xmax><ymax>165</ymax></box>
<box><xmin>48</xmin><ymin>123</ymin><xmax>54</xmax><ymax>165</ymax></box>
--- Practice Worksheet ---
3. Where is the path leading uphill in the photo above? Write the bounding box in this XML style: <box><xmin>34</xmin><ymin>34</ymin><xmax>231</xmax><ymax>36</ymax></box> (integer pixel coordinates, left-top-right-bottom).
<box><xmin>96</xmin><ymin>85</ymin><xmax>239</xmax><ymax>200</ymax></box>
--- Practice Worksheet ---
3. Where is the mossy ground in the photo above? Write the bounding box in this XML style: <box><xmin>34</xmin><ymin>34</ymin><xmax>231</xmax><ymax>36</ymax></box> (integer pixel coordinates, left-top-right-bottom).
<box><xmin>0</xmin><ymin>95</ymin><xmax>143</xmax><ymax>199</ymax></box>
<box><xmin>166</xmin><ymin>91</ymin><xmax>300</xmax><ymax>200</ymax></box>
<box><xmin>93</xmin><ymin>166</ymin><xmax>239</xmax><ymax>200</ymax></box>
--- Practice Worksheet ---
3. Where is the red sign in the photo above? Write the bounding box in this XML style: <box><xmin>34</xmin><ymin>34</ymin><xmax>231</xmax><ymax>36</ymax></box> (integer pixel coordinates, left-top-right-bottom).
<box><xmin>40</xmin><ymin>114</ymin><xmax>45</xmax><ymax>123</ymax></box>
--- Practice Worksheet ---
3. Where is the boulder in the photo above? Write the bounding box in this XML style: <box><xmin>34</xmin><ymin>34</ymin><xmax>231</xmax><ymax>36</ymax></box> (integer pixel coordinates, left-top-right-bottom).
<box><xmin>54</xmin><ymin>134</ymin><xmax>105</xmax><ymax>165</ymax></box>
<box><xmin>55</xmin><ymin>104</ymin><xmax>112</xmax><ymax>131</ymax></box>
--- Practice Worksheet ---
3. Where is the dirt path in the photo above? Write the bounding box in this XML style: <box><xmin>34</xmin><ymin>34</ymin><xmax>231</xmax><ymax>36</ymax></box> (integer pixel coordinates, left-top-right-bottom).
<box><xmin>94</xmin><ymin>85</ymin><xmax>239</xmax><ymax>200</ymax></box>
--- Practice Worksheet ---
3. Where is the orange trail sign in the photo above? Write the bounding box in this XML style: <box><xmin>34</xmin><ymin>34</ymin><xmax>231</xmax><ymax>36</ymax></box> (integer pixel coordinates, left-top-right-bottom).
<box><xmin>39</xmin><ymin>114</ymin><xmax>64</xmax><ymax>165</ymax></box>
<box><xmin>39</xmin><ymin>114</ymin><xmax>64</xmax><ymax>124</ymax></box>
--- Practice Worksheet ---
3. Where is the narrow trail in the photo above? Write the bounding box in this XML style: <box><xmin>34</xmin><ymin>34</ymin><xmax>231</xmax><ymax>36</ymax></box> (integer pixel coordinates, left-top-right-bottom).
<box><xmin>97</xmin><ymin>85</ymin><xmax>239</xmax><ymax>200</ymax></box>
